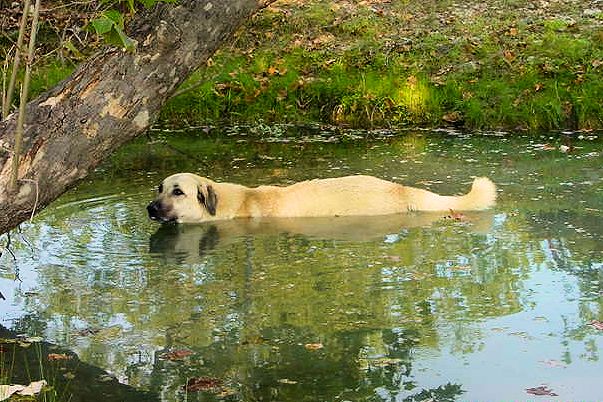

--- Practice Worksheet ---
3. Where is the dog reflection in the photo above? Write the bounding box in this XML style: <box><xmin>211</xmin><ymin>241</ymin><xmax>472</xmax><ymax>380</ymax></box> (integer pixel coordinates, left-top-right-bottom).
<box><xmin>149</xmin><ymin>212</ymin><xmax>495</xmax><ymax>263</ymax></box>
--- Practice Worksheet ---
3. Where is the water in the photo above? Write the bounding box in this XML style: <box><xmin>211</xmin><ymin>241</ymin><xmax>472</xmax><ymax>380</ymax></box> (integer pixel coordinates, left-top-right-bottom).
<box><xmin>1</xmin><ymin>128</ymin><xmax>602</xmax><ymax>401</ymax></box>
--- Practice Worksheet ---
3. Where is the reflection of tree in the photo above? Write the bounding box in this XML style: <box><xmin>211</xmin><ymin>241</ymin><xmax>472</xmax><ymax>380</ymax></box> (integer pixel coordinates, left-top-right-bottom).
<box><xmin>3</xmin><ymin>132</ymin><xmax>602</xmax><ymax>400</ymax></box>
<box><xmin>9</xmin><ymin>210</ymin><xmax>522</xmax><ymax>400</ymax></box>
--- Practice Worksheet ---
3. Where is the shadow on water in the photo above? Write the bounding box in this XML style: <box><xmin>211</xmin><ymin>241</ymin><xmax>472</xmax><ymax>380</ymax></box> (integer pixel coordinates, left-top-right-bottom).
<box><xmin>0</xmin><ymin>325</ymin><xmax>158</xmax><ymax>402</ymax></box>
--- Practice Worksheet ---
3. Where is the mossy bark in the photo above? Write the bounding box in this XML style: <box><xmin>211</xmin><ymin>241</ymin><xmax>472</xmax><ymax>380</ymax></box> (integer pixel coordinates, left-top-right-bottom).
<box><xmin>0</xmin><ymin>0</ymin><xmax>274</xmax><ymax>234</ymax></box>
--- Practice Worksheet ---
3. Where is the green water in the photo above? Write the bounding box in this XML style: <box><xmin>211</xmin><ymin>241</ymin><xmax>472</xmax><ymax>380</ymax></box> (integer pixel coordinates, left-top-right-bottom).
<box><xmin>1</xmin><ymin>128</ymin><xmax>602</xmax><ymax>401</ymax></box>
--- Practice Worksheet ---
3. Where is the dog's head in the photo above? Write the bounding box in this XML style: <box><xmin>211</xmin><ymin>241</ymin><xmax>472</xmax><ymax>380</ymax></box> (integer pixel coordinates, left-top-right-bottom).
<box><xmin>147</xmin><ymin>173</ymin><xmax>218</xmax><ymax>223</ymax></box>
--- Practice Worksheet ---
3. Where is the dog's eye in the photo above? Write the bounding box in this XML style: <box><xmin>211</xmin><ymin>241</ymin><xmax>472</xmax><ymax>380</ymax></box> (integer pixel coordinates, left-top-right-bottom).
<box><xmin>172</xmin><ymin>188</ymin><xmax>184</xmax><ymax>196</ymax></box>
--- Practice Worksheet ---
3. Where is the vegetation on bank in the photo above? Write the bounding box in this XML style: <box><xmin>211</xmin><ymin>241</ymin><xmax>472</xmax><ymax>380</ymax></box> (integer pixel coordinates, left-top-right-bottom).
<box><xmin>3</xmin><ymin>0</ymin><xmax>603</xmax><ymax>131</ymax></box>
<box><xmin>162</xmin><ymin>0</ymin><xmax>603</xmax><ymax>130</ymax></box>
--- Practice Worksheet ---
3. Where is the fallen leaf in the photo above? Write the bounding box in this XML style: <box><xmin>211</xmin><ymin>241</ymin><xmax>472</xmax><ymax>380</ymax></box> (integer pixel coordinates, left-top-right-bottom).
<box><xmin>0</xmin><ymin>380</ymin><xmax>47</xmax><ymax>401</ymax></box>
<box><xmin>74</xmin><ymin>328</ymin><xmax>100</xmax><ymax>337</ymax></box>
<box><xmin>442</xmin><ymin>111</ymin><xmax>463</xmax><ymax>124</ymax></box>
<box><xmin>0</xmin><ymin>385</ymin><xmax>23</xmax><ymax>401</ymax></box>
<box><xmin>18</xmin><ymin>380</ymin><xmax>46</xmax><ymax>396</ymax></box>
<box><xmin>185</xmin><ymin>377</ymin><xmax>223</xmax><ymax>393</ymax></box>
<box><xmin>503</xmin><ymin>50</ymin><xmax>516</xmax><ymax>63</ymax></box>
<box><xmin>443</xmin><ymin>209</ymin><xmax>468</xmax><ymax>222</ymax></box>
<box><xmin>20</xmin><ymin>336</ymin><xmax>43</xmax><ymax>343</ymax></box>
<box><xmin>48</xmin><ymin>353</ymin><xmax>71</xmax><ymax>361</ymax></box>
<box><xmin>540</xmin><ymin>359</ymin><xmax>567</xmax><ymax>368</ymax></box>
<box><xmin>589</xmin><ymin>320</ymin><xmax>603</xmax><ymax>330</ymax></box>
<box><xmin>160</xmin><ymin>349</ymin><xmax>193</xmax><ymax>360</ymax></box>
<box><xmin>98</xmin><ymin>374</ymin><xmax>117</xmax><ymax>383</ymax></box>
<box><xmin>526</xmin><ymin>385</ymin><xmax>558</xmax><ymax>396</ymax></box>
<box><xmin>540</xmin><ymin>143</ymin><xmax>556</xmax><ymax>151</ymax></box>
<box><xmin>304</xmin><ymin>343</ymin><xmax>324</xmax><ymax>351</ymax></box>
<box><xmin>559</xmin><ymin>144</ymin><xmax>570</xmax><ymax>153</ymax></box>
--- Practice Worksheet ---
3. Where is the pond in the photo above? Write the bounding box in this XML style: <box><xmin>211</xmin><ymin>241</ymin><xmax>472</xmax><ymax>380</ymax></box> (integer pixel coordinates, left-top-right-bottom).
<box><xmin>1</xmin><ymin>127</ymin><xmax>602</xmax><ymax>401</ymax></box>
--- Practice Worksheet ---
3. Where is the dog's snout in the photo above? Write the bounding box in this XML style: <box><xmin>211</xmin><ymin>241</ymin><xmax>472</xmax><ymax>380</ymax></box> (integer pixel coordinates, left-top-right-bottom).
<box><xmin>147</xmin><ymin>201</ymin><xmax>161</xmax><ymax>220</ymax></box>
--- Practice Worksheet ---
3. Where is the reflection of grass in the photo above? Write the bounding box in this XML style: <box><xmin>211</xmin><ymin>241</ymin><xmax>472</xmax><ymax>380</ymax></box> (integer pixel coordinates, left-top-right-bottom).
<box><xmin>0</xmin><ymin>339</ymin><xmax>62</xmax><ymax>402</ymax></box>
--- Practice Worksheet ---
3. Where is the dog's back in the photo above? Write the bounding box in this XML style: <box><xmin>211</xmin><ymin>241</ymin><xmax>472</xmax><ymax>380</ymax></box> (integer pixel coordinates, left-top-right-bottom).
<box><xmin>270</xmin><ymin>175</ymin><xmax>496</xmax><ymax>217</ymax></box>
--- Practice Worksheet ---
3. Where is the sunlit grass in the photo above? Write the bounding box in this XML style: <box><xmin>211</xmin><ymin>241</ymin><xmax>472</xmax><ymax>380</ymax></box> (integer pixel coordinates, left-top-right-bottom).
<box><xmin>158</xmin><ymin>0</ymin><xmax>603</xmax><ymax>130</ymax></box>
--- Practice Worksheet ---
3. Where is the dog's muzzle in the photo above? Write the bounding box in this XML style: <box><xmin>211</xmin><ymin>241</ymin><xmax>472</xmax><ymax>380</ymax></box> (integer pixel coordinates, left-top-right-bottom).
<box><xmin>147</xmin><ymin>201</ymin><xmax>165</xmax><ymax>221</ymax></box>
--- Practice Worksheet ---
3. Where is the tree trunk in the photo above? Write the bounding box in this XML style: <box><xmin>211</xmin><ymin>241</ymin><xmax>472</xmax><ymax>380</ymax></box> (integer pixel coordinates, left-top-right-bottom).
<box><xmin>0</xmin><ymin>0</ymin><xmax>274</xmax><ymax>235</ymax></box>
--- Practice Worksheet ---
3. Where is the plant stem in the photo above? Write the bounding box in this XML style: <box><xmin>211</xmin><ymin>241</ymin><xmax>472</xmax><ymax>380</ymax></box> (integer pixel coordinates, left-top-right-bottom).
<box><xmin>2</xmin><ymin>0</ymin><xmax>31</xmax><ymax>119</ymax></box>
<box><xmin>11</xmin><ymin>0</ymin><xmax>41</xmax><ymax>190</ymax></box>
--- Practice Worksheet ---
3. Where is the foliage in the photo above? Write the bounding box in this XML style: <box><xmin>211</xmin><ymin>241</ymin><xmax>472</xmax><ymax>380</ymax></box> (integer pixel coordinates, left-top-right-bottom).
<box><xmin>87</xmin><ymin>0</ymin><xmax>178</xmax><ymax>50</ymax></box>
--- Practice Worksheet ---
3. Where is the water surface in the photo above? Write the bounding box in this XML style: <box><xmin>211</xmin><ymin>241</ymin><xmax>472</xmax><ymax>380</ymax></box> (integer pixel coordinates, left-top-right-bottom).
<box><xmin>1</xmin><ymin>128</ymin><xmax>602</xmax><ymax>401</ymax></box>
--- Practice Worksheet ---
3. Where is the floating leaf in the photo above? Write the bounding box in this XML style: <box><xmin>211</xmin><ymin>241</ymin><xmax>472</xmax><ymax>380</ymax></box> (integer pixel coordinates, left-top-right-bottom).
<box><xmin>304</xmin><ymin>343</ymin><xmax>324</xmax><ymax>351</ymax></box>
<box><xmin>185</xmin><ymin>377</ymin><xmax>223</xmax><ymax>393</ymax></box>
<box><xmin>160</xmin><ymin>349</ymin><xmax>193</xmax><ymax>360</ymax></box>
<box><xmin>526</xmin><ymin>385</ymin><xmax>558</xmax><ymax>396</ymax></box>
<box><xmin>442</xmin><ymin>209</ymin><xmax>468</xmax><ymax>222</ymax></box>
<box><xmin>589</xmin><ymin>320</ymin><xmax>603</xmax><ymax>330</ymax></box>
<box><xmin>48</xmin><ymin>353</ymin><xmax>71</xmax><ymax>361</ymax></box>
<box><xmin>540</xmin><ymin>359</ymin><xmax>567</xmax><ymax>368</ymax></box>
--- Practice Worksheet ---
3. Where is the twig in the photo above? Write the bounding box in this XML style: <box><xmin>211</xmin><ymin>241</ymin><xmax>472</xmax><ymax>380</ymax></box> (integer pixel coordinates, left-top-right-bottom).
<box><xmin>11</xmin><ymin>0</ymin><xmax>42</xmax><ymax>190</ymax></box>
<box><xmin>16</xmin><ymin>225</ymin><xmax>35</xmax><ymax>254</ymax></box>
<box><xmin>44</xmin><ymin>0</ymin><xmax>96</xmax><ymax>12</ymax></box>
<box><xmin>2</xmin><ymin>0</ymin><xmax>31</xmax><ymax>119</ymax></box>
<box><xmin>1</xmin><ymin>232</ymin><xmax>16</xmax><ymax>262</ymax></box>
<box><xmin>19</xmin><ymin>179</ymin><xmax>39</xmax><ymax>222</ymax></box>
<box><xmin>170</xmin><ymin>79</ymin><xmax>207</xmax><ymax>99</ymax></box>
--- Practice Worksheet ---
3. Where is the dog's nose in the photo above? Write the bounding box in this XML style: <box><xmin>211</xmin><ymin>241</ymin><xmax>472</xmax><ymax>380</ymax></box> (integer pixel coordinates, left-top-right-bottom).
<box><xmin>147</xmin><ymin>201</ymin><xmax>160</xmax><ymax>220</ymax></box>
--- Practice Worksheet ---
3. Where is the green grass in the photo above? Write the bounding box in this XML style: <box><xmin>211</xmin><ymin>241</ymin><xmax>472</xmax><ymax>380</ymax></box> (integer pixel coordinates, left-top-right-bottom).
<box><xmin>2</xmin><ymin>60</ymin><xmax>74</xmax><ymax>112</ymax></box>
<box><xmin>6</xmin><ymin>0</ymin><xmax>603</xmax><ymax>131</ymax></box>
<box><xmin>159</xmin><ymin>0</ymin><xmax>603</xmax><ymax>131</ymax></box>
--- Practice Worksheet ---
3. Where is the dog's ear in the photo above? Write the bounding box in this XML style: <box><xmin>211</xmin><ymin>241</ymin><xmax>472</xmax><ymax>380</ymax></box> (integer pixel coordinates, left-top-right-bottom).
<box><xmin>197</xmin><ymin>184</ymin><xmax>218</xmax><ymax>216</ymax></box>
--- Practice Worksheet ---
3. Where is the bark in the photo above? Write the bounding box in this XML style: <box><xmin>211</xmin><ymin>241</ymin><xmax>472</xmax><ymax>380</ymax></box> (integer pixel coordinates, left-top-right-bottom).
<box><xmin>0</xmin><ymin>0</ymin><xmax>275</xmax><ymax>235</ymax></box>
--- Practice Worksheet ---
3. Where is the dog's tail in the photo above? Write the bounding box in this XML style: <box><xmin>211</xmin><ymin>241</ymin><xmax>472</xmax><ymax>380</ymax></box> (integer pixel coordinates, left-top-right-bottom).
<box><xmin>455</xmin><ymin>177</ymin><xmax>497</xmax><ymax>210</ymax></box>
<box><xmin>412</xmin><ymin>177</ymin><xmax>497</xmax><ymax>211</ymax></box>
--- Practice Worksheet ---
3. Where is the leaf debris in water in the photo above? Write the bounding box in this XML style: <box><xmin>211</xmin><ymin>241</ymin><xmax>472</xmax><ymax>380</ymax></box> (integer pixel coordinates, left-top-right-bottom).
<box><xmin>159</xmin><ymin>349</ymin><xmax>194</xmax><ymax>360</ymax></box>
<box><xmin>185</xmin><ymin>377</ymin><xmax>223</xmax><ymax>393</ymax></box>
<box><xmin>589</xmin><ymin>320</ymin><xmax>603</xmax><ymax>330</ymax></box>
<box><xmin>526</xmin><ymin>385</ymin><xmax>558</xmax><ymax>396</ymax></box>
<box><xmin>48</xmin><ymin>353</ymin><xmax>71</xmax><ymax>361</ymax></box>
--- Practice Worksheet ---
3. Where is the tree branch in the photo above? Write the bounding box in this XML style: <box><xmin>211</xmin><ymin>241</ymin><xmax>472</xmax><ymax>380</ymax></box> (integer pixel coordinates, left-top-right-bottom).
<box><xmin>0</xmin><ymin>0</ymin><xmax>278</xmax><ymax>235</ymax></box>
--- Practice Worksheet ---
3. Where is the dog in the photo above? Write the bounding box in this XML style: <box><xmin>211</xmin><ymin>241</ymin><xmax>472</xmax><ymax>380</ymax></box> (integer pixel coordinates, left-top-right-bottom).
<box><xmin>147</xmin><ymin>173</ymin><xmax>496</xmax><ymax>224</ymax></box>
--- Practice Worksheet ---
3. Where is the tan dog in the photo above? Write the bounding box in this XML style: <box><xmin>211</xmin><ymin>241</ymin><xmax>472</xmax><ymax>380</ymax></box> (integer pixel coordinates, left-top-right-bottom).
<box><xmin>147</xmin><ymin>173</ymin><xmax>496</xmax><ymax>224</ymax></box>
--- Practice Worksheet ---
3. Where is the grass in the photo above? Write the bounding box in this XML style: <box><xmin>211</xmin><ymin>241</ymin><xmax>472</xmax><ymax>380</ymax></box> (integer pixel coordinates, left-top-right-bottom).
<box><xmin>4</xmin><ymin>0</ymin><xmax>603</xmax><ymax>131</ymax></box>
<box><xmin>159</xmin><ymin>0</ymin><xmax>603</xmax><ymax>131</ymax></box>
<box><xmin>0</xmin><ymin>338</ymin><xmax>63</xmax><ymax>402</ymax></box>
